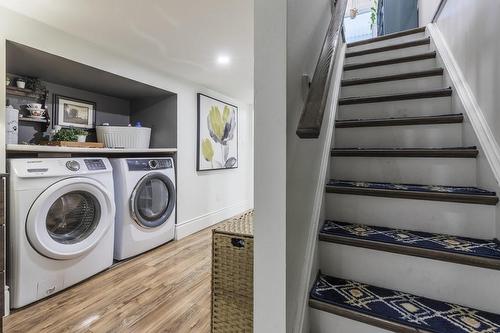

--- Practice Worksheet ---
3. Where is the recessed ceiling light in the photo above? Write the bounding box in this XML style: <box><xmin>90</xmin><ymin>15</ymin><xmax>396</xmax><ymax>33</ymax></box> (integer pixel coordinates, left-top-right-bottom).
<box><xmin>216</xmin><ymin>54</ymin><xmax>231</xmax><ymax>65</ymax></box>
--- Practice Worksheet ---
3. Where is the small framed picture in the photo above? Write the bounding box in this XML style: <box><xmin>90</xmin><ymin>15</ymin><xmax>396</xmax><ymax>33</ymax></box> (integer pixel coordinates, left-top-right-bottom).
<box><xmin>54</xmin><ymin>95</ymin><xmax>96</xmax><ymax>129</ymax></box>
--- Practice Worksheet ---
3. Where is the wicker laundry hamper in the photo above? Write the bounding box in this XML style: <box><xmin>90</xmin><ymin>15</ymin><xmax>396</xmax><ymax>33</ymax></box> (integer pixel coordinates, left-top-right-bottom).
<box><xmin>212</xmin><ymin>211</ymin><xmax>254</xmax><ymax>332</ymax></box>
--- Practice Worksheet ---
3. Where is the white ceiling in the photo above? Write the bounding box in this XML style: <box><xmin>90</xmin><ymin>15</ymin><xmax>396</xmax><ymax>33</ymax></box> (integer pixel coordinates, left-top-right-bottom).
<box><xmin>0</xmin><ymin>0</ymin><xmax>254</xmax><ymax>102</ymax></box>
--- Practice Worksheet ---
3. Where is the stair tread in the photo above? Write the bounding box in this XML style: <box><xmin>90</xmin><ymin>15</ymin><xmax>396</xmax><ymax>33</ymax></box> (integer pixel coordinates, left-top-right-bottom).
<box><xmin>310</xmin><ymin>273</ymin><xmax>500</xmax><ymax>333</ymax></box>
<box><xmin>346</xmin><ymin>37</ymin><xmax>430</xmax><ymax>58</ymax></box>
<box><xmin>344</xmin><ymin>51</ymin><xmax>436</xmax><ymax>71</ymax></box>
<box><xmin>335</xmin><ymin>113</ymin><xmax>463</xmax><ymax>128</ymax></box>
<box><xmin>347</xmin><ymin>27</ymin><xmax>426</xmax><ymax>48</ymax></box>
<box><xmin>326</xmin><ymin>180</ymin><xmax>499</xmax><ymax>205</ymax></box>
<box><xmin>339</xmin><ymin>88</ymin><xmax>452</xmax><ymax>105</ymax></box>
<box><xmin>331</xmin><ymin>147</ymin><xmax>478</xmax><ymax>158</ymax></box>
<box><xmin>342</xmin><ymin>68</ymin><xmax>443</xmax><ymax>86</ymax></box>
<box><xmin>320</xmin><ymin>220</ymin><xmax>500</xmax><ymax>269</ymax></box>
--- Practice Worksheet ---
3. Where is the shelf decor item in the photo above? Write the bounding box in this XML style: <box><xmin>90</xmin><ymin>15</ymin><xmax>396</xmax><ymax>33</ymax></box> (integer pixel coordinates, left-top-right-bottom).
<box><xmin>212</xmin><ymin>211</ymin><xmax>253</xmax><ymax>332</ymax></box>
<box><xmin>6</xmin><ymin>105</ymin><xmax>19</xmax><ymax>144</ymax></box>
<box><xmin>96</xmin><ymin>125</ymin><xmax>151</xmax><ymax>148</ymax></box>
<box><xmin>16</xmin><ymin>78</ymin><xmax>26</xmax><ymax>89</ymax></box>
<box><xmin>54</xmin><ymin>94</ymin><xmax>96</xmax><ymax>129</ymax></box>
<box><xmin>52</xmin><ymin>127</ymin><xmax>87</xmax><ymax>142</ymax></box>
<box><xmin>46</xmin><ymin>127</ymin><xmax>101</xmax><ymax>148</ymax></box>
<box><xmin>197</xmin><ymin>93</ymin><xmax>238</xmax><ymax>171</ymax></box>
<box><xmin>6</xmin><ymin>76</ymin><xmax>11</xmax><ymax>86</ymax></box>
<box><xmin>45</xmin><ymin>141</ymin><xmax>104</xmax><ymax>148</ymax></box>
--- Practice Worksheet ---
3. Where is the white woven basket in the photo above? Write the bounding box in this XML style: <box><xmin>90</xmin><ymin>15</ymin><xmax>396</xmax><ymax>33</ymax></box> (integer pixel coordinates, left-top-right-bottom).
<box><xmin>96</xmin><ymin>126</ymin><xmax>151</xmax><ymax>148</ymax></box>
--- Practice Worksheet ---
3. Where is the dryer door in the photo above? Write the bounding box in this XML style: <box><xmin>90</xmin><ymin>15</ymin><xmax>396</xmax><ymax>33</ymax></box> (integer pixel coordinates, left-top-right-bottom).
<box><xmin>26</xmin><ymin>177</ymin><xmax>115</xmax><ymax>260</ymax></box>
<box><xmin>130</xmin><ymin>173</ymin><xmax>176</xmax><ymax>228</ymax></box>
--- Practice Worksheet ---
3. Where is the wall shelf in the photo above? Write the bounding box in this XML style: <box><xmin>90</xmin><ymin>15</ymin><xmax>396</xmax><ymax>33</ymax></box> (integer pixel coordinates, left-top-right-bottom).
<box><xmin>6</xmin><ymin>86</ymin><xmax>44</xmax><ymax>99</ymax></box>
<box><xmin>6</xmin><ymin>144</ymin><xmax>177</xmax><ymax>157</ymax></box>
<box><xmin>18</xmin><ymin>116</ymin><xmax>50</xmax><ymax>124</ymax></box>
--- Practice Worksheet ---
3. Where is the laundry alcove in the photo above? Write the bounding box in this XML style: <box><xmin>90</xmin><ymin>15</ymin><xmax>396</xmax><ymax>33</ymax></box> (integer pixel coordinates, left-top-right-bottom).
<box><xmin>5</xmin><ymin>41</ymin><xmax>177</xmax><ymax>150</ymax></box>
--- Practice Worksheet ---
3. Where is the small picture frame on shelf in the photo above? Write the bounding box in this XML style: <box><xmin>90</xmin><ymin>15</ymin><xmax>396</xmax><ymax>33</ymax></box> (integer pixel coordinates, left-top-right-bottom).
<box><xmin>54</xmin><ymin>94</ymin><xmax>96</xmax><ymax>129</ymax></box>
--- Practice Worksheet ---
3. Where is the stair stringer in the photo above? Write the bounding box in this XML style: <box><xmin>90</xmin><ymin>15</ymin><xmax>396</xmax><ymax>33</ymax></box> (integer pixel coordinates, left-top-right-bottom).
<box><xmin>428</xmin><ymin>23</ymin><xmax>500</xmax><ymax>239</ymax></box>
<box><xmin>291</xmin><ymin>43</ymin><xmax>346</xmax><ymax>333</ymax></box>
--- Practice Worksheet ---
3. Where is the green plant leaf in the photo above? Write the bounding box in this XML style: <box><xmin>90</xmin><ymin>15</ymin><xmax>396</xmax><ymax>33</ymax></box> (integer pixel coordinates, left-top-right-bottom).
<box><xmin>53</xmin><ymin>127</ymin><xmax>87</xmax><ymax>142</ymax></box>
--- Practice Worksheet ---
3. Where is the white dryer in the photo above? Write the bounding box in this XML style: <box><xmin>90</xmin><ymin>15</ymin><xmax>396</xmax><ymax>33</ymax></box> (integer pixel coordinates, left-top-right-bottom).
<box><xmin>8</xmin><ymin>158</ymin><xmax>115</xmax><ymax>308</ymax></box>
<box><xmin>110</xmin><ymin>158</ymin><xmax>176</xmax><ymax>260</ymax></box>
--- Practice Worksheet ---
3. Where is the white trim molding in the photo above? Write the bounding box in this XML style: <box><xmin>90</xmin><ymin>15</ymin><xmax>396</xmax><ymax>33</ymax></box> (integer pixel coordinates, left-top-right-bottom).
<box><xmin>175</xmin><ymin>200</ymin><xmax>251</xmax><ymax>239</ymax></box>
<box><xmin>294</xmin><ymin>43</ymin><xmax>347</xmax><ymax>333</ymax></box>
<box><xmin>428</xmin><ymin>24</ymin><xmax>500</xmax><ymax>185</ymax></box>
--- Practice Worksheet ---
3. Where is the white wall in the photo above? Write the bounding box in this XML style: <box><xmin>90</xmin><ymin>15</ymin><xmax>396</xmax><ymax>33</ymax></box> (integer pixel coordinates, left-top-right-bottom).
<box><xmin>254</xmin><ymin>0</ymin><xmax>287</xmax><ymax>331</ymax></box>
<box><xmin>418</xmin><ymin>0</ymin><xmax>441</xmax><ymax>26</ymax></box>
<box><xmin>286</xmin><ymin>0</ymin><xmax>336</xmax><ymax>332</ymax></box>
<box><xmin>430</xmin><ymin>0</ymin><xmax>500</xmax><ymax>239</ymax></box>
<box><xmin>0</xmin><ymin>7</ymin><xmax>253</xmax><ymax>236</ymax></box>
<box><xmin>435</xmin><ymin>1</ymin><xmax>500</xmax><ymax>163</ymax></box>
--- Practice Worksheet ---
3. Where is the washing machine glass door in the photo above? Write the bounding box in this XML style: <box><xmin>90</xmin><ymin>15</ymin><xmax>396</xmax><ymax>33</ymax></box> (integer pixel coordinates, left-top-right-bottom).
<box><xmin>26</xmin><ymin>177</ymin><xmax>115</xmax><ymax>260</ymax></box>
<box><xmin>130</xmin><ymin>172</ymin><xmax>176</xmax><ymax>228</ymax></box>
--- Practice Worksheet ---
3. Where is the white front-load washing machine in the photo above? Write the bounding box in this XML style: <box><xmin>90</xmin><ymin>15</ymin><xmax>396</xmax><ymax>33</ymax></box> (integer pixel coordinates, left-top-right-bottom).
<box><xmin>110</xmin><ymin>158</ymin><xmax>176</xmax><ymax>260</ymax></box>
<box><xmin>8</xmin><ymin>158</ymin><xmax>115</xmax><ymax>308</ymax></box>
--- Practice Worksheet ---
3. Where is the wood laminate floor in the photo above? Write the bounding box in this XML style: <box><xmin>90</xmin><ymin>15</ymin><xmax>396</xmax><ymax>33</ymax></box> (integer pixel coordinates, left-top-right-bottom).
<box><xmin>4</xmin><ymin>227</ymin><xmax>214</xmax><ymax>333</ymax></box>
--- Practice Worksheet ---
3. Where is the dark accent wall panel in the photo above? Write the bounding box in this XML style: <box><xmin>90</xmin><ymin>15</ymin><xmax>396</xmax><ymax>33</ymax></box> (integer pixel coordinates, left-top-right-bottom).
<box><xmin>130</xmin><ymin>94</ymin><xmax>177</xmax><ymax>149</ymax></box>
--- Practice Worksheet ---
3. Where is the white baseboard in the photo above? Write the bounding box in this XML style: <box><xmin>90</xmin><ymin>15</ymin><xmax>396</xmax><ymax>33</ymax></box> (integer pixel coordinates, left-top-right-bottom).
<box><xmin>428</xmin><ymin>23</ymin><xmax>500</xmax><ymax>185</ymax></box>
<box><xmin>175</xmin><ymin>200</ymin><xmax>251</xmax><ymax>239</ymax></box>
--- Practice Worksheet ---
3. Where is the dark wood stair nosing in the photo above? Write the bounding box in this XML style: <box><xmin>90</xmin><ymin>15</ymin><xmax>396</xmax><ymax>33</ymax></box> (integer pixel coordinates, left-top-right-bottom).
<box><xmin>325</xmin><ymin>185</ymin><xmax>499</xmax><ymax>205</ymax></box>
<box><xmin>347</xmin><ymin>27</ymin><xmax>427</xmax><ymax>48</ymax></box>
<box><xmin>339</xmin><ymin>88</ymin><xmax>452</xmax><ymax>105</ymax></box>
<box><xmin>344</xmin><ymin>51</ymin><xmax>437</xmax><ymax>71</ymax></box>
<box><xmin>345</xmin><ymin>37</ymin><xmax>431</xmax><ymax>58</ymax></box>
<box><xmin>335</xmin><ymin>114</ymin><xmax>463</xmax><ymax>128</ymax></box>
<box><xmin>319</xmin><ymin>233</ymin><xmax>500</xmax><ymax>270</ymax></box>
<box><xmin>309</xmin><ymin>298</ymin><xmax>434</xmax><ymax>333</ymax></box>
<box><xmin>330</xmin><ymin>148</ymin><xmax>479</xmax><ymax>158</ymax></box>
<box><xmin>341</xmin><ymin>68</ymin><xmax>444</xmax><ymax>87</ymax></box>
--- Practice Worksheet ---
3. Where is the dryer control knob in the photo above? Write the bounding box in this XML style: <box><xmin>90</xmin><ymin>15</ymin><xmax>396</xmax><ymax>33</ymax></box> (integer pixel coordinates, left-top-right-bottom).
<box><xmin>66</xmin><ymin>160</ymin><xmax>80</xmax><ymax>171</ymax></box>
<box><xmin>148</xmin><ymin>160</ymin><xmax>158</xmax><ymax>169</ymax></box>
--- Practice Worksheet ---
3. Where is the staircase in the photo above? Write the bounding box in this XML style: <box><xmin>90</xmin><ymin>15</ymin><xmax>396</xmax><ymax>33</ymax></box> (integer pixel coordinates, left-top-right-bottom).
<box><xmin>309</xmin><ymin>27</ymin><xmax>500</xmax><ymax>332</ymax></box>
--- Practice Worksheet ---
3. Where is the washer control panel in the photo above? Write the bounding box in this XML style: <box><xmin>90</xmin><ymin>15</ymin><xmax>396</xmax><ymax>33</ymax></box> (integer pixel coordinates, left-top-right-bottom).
<box><xmin>84</xmin><ymin>159</ymin><xmax>107</xmax><ymax>171</ymax></box>
<box><xmin>127</xmin><ymin>159</ymin><xmax>173</xmax><ymax>171</ymax></box>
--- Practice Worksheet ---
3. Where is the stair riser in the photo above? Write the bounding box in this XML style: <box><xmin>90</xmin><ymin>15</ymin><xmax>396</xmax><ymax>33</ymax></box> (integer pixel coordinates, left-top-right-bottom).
<box><xmin>347</xmin><ymin>32</ymin><xmax>426</xmax><ymax>53</ymax></box>
<box><xmin>343</xmin><ymin>58</ymin><xmax>436</xmax><ymax>80</ymax></box>
<box><xmin>319</xmin><ymin>242</ymin><xmax>500</xmax><ymax>313</ymax></box>
<box><xmin>331</xmin><ymin>156</ymin><xmax>476</xmax><ymax>186</ymax></box>
<box><xmin>310</xmin><ymin>308</ymin><xmax>391</xmax><ymax>333</ymax></box>
<box><xmin>334</xmin><ymin>124</ymin><xmax>462</xmax><ymax>148</ymax></box>
<box><xmin>338</xmin><ymin>97</ymin><xmax>452</xmax><ymax>120</ymax></box>
<box><xmin>341</xmin><ymin>76</ymin><xmax>443</xmax><ymax>98</ymax></box>
<box><xmin>345</xmin><ymin>45</ymin><xmax>430</xmax><ymax>65</ymax></box>
<box><xmin>325</xmin><ymin>193</ymin><xmax>496</xmax><ymax>239</ymax></box>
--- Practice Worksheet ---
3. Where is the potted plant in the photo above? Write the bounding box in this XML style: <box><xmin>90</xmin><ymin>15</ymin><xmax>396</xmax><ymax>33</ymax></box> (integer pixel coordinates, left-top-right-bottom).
<box><xmin>75</xmin><ymin>128</ymin><xmax>88</xmax><ymax>142</ymax></box>
<box><xmin>53</xmin><ymin>127</ymin><xmax>88</xmax><ymax>142</ymax></box>
<box><xmin>16</xmin><ymin>77</ymin><xmax>26</xmax><ymax>89</ymax></box>
<box><xmin>26</xmin><ymin>77</ymin><xmax>47</xmax><ymax>94</ymax></box>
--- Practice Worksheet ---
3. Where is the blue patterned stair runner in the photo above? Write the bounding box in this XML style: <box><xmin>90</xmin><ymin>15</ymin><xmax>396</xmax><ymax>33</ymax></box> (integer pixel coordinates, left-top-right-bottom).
<box><xmin>310</xmin><ymin>273</ymin><xmax>500</xmax><ymax>333</ymax></box>
<box><xmin>327</xmin><ymin>180</ymin><xmax>497</xmax><ymax>196</ymax></box>
<box><xmin>320</xmin><ymin>221</ymin><xmax>500</xmax><ymax>264</ymax></box>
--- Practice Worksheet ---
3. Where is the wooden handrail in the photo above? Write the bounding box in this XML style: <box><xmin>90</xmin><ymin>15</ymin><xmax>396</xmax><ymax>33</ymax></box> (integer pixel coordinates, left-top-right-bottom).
<box><xmin>296</xmin><ymin>0</ymin><xmax>348</xmax><ymax>139</ymax></box>
<box><xmin>432</xmin><ymin>0</ymin><xmax>448</xmax><ymax>23</ymax></box>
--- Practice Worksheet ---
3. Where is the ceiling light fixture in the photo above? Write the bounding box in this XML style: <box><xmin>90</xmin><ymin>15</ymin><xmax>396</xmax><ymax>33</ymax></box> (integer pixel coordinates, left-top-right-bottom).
<box><xmin>216</xmin><ymin>54</ymin><xmax>231</xmax><ymax>66</ymax></box>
